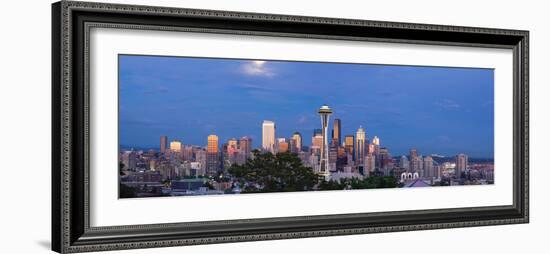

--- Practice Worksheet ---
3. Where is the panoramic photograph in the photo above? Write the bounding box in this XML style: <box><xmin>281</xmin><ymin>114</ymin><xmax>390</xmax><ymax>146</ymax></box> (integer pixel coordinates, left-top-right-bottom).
<box><xmin>118</xmin><ymin>55</ymin><xmax>495</xmax><ymax>198</ymax></box>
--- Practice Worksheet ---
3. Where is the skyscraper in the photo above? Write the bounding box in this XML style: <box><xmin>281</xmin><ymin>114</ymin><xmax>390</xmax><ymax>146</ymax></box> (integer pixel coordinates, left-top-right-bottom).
<box><xmin>207</xmin><ymin>135</ymin><xmax>218</xmax><ymax>153</ymax></box>
<box><xmin>318</xmin><ymin>105</ymin><xmax>333</xmax><ymax>179</ymax></box>
<box><xmin>399</xmin><ymin>155</ymin><xmax>410</xmax><ymax>170</ymax></box>
<box><xmin>239</xmin><ymin>136</ymin><xmax>252</xmax><ymax>157</ymax></box>
<box><xmin>206</xmin><ymin>135</ymin><xmax>219</xmax><ymax>175</ymax></box>
<box><xmin>411</xmin><ymin>155</ymin><xmax>423</xmax><ymax>173</ymax></box>
<box><xmin>291</xmin><ymin>132</ymin><xmax>302</xmax><ymax>152</ymax></box>
<box><xmin>313</xmin><ymin>128</ymin><xmax>322</xmax><ymax>137</ymax></box>
<box><xmin>169</xmin><ymin>140</ymin><xmax>182</xmax><ymax>153</ymax></box>
<box><xmin>344</xmin><ymin>135</ymin><xmax>354</xmax><ymax>161</ymax></box>
<box><xmin>409</xmin><ymin>148</ymin><xmax>418</xmax><ymax>159</ymax></box>
<box><xmin>121</xmin><ymin>151</ymin><xmax>137</xmax><ymax>170</ymax></box>
<box><xmin>160</xmin><ymin>135</ymin><xmax>168</xmax><ymax>154</ymax></box>
<box><xmin>331</xmin><ymin>118</ymin><xmax>341</xmax><ymax>146</ymax></box>
<box><xmin>262</xmin><ymin>120</ymin><xmax>276</xmax><ymax>153</ymax></box>
<box><xmin>277</xmin><ymin>138</ymin><xmax>289</xmax><ymax>153</ymax></box>
<box><xmin>456</xmin><ymin>153</ymin><xmax>468</xmax><ymax>177</ymax></box>
<box><xmin>372</xmin><ymin>136</ymin><xmax>380</xmax><ymax>146</ymax></box>
<box><xmin>311</xmin><ymin>132</ymin><xmax>323</xmax><ymax>148</ymax></box>
<box><xmin>365</xmin><ymin>153</ymin><xmax>376</xmax><ymax>173</ymax></box>
<box><xmin>355</xmin><ymin>126</ymin><xmax>366</xmax><ymax>165</ymax></box>
<box><xmin>423</xmin><ymin>156</ymin><xmax>434</xmax><ymax>178</ymax></box>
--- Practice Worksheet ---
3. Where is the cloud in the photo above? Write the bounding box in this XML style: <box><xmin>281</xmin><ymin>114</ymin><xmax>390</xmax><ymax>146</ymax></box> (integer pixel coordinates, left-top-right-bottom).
<box><xmin>241</xmin><ymin>60</ymin><xmax>275</xmax><ymax>77</ymax></box>
<box><xmin>435</xmin><ymin>99</ymin><xmax>460</xmax><ymax>110</ymax></box>
<box><xmin>237</xmin><ymin>83</ymin><xmax>274</xmax><ymax>92</ymax></box>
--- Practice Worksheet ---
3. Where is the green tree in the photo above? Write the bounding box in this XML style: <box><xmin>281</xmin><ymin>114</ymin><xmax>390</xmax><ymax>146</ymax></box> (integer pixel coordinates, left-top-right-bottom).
<box><xmin>119</xmin><ymin>183</ymin><xmax>137</xmax><ymax>198</ymax></box>
<box><xmin>318</xmin><ymin>176</ymin><xmax>399</xmax><ymax>191</ymax></box>
<box><xmin>228</xmin><ymin>150</ymin><xmax>320</xmax><ymax>193</ymax></box>
<box><xmin>119</xmin><ymin>161</ymin><xmax>126</xmax><ymax>176</ymax></box>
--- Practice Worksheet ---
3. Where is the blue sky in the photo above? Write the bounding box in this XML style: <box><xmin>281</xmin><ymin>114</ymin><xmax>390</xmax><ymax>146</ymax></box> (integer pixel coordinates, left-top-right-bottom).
<box><xmin>119</xmin><ymin>55</ymin><xmax>494</xmax><ymax>158</ymax></box>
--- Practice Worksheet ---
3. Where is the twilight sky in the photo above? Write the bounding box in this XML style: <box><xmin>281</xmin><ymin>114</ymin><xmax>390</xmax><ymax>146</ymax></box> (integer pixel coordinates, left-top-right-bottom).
<box><xmin>119</xmin><ymin>55</ymin><xmax>494</xmax><ymax>158</ymax></box>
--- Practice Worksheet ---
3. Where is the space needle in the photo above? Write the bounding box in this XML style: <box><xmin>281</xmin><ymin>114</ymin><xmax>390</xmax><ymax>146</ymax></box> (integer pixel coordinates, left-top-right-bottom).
<box><xmin>318</xmin><ymin>104</ymin><xmax>332</xmax><ymax>180</ymax></box>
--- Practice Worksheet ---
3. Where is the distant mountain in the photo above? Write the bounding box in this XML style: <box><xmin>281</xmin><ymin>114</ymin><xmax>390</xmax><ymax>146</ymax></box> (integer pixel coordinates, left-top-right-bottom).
<box><xmin>392</xmin><ymin>155</ymin><xmax>493</xmax><ymax>164</ymax></box>
<box><xmin>119</xmin><ymin>145</ymin><xmax>158</xmax><ymax>152</ymax></box>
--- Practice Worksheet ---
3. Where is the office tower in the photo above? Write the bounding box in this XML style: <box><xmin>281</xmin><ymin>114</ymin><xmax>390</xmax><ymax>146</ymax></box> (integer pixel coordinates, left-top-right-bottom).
<box><xmin>365</xmin><ymin>153</ymin><xmax>376</xmax><ymax>173</ymax></box>
<box><xmin>207</xmin><ymin>135</ymin><xmax>218</xmax><ymax>153</ymax></box>
<box><xmin>378</xmin><ymin>147</ymin><xmax>391</xmax><ymax>169</ymax></box>
<box><xmin>371</xmin><ymin>136</ymin><xmax>380</xmax><ymax>156</ymax></box>
<box><xmin>182</xmin><ymin>146</ymin><xmax>193</xmax><ymax>161</ymax></box>
<box><xmin>313</xmin><ymin>128</ymin><xmax>322</xmax><ymax>137</ymax></box>
<box><xmin>318</xmin><ymin>105</ymin><xmax>333</xmax><ymax>179</ymax></box>
<box><xmin>409</xmin><ymin>148</ymin><xmax>418</xmax><ymax>159</ymax></box>
<box><xmin>455</xmin><ymin>153</ymin><xmax>468</xmax><ymax>177</ymax></box>
<box><xmin>227</xmin><ymin>138</ymin><xmax>238</xmax><ymax>155</ymax></box>
<box><xmin>331</xmin><ymin>118</ymin><xmax>342</xmax><ymax>146</ymax></box>
<box><xmin>226</xmin><ymin>138</ymin><xmax>239</xmax><ymax>165</ymax></box>
<box><xmin>355</xmin><ymin>126</ymin><xmax>366</xmax><ymax>165</ymax></box>
<box><xmin>149</xmin><ymin>159</ymin><xmax>156</xmax><ymax>171</ymax></box>
<box><xmin>237</xmin><ymin>136</ymin><xmax>252</xmax><ymax>165</ymax></box>
<box><xmin>206</xmin><ymin>135</ymin><xmax>219</xmax><ymax>175</ymax></box>
<box><xmin>262</xmin><ymin>120</ymin><xmax>276</xmax><ymax>153</ymax></box>
<box><xmin>367</xmin><ymin>143</ymin><xmax>375</xmax><ymax>154</ymax></box>
<box><xmin>291</xmin><ymin>132</ymin><xmax>302</xmax><ymax>152</ymax></box>
<box><xmin>160</xmin><ymin>135</ymin><xmax>168</xmax><ymax>154</ymax></box>
<box><xmin>277</xmin><ymin>138</ymin><xmax>289</xmax><ymax>153</ymax></box>
<box><xmin>329</xmin><ymin>141</ymin><xmax>338</xmax><ymax>171</ymax></box>
<box><xmin>121</xmin><ymin>151</ymin><xmax>137</xmax><ymax>170</ymax></box>
<box><xmin>423</xmin><ymin>156</ymin><xmax>434</xmax><ymax>178</ymax></box>
<box><xmin>410</xmin><ymin>156</ymin><xmax>423</xmax><ymax>173</ymax></box>
<box><xmin>311</xmin><ymin>132</ymin><xmax>323</xmax><ymax>149</ymax></box>
<box><xmin>336</xmin><ymin>146</ymin><xmax>346</xmax><ymax>171</ymax></box>
<box><xmin>169</xmin><ymin>140</ymin><xmax>182</xmax><ymax>153</ymax></box>
<box><xmin>399</xmin><ymin>155</ymin><xmax>410</xmax><ymax>170</ymax></box>
<box><xmin>344</xmin><ymin>135</ymin><xmax>354</xmax><ymax>161</ymax></box>
<box><xmin>195</xmin><ymin>149</ymin><xmax>207</xmax><ymax>175</ymax></box>
<box><xmin>239</xmin><ymin>136</ymin><xmax>252</xmax><ymax>157</ymax></box>
<box><xmin>228</xmin><ymin>138</ymin><xmax>238</xmax><ymax>149</ymax></box>
<box><xmin>372</xmin><ymin>136</ymin><xmax>380</xmax><ymax>146</ymax></box>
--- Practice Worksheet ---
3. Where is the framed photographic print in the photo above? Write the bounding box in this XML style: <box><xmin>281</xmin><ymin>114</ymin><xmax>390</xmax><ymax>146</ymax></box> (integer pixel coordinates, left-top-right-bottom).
<box><xmin>52</xmin><ymin>1</ymin><xmax>529</xmax><ymax>253</ymax></box>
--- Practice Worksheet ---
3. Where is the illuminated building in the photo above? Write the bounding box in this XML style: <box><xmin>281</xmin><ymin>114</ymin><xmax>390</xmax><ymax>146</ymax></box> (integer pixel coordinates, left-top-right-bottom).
<box><xmin>169</xmin><ymin>140</ymin><xmax>182</xmax><ymax>153</ymax></box>
<box><xmin>291</xmin><ymin>132</ymin><xmax>302</xmax><ymax>152</ymax></box>
<box><xmin>344</xmin><ymin>135</ymin><xmax>354</xmax><ymax>161</ymax></box>
<box><xmin>262</xmin><ymin>120</ymin><xmax>276</xmax><ymax>153</ymax></box>
<box><xmin>206</xmin><ymin>135</ymin><xmax>219</xmax><ymax>175</ymax></box>
<box><xmin>207</xmin><ymin>135</ymin><xmax>218</xmax><ymax>153</ymax></box>
<box><xmin>277</xmin><ymin>138</ymin><xmax>289</xmax><ymax>153</ymax></box>
<box><xmin>355</xmin><ymin>126</ymin><xmax>366</xmax><ymax>165</ymax></box>
<box><xmin>312</xmin><ymin>133</ymin><xmax>323</xmax><ymax>149</ymax></box>
<box><xmin>331</xmin><ymin>118</ymin><xmax>341</xmax><ymax>146</ymax></box>
<box><xmin>372</xmin><ymin>136</ymin><xmax>380</xmax><ymax>146</ymax></box>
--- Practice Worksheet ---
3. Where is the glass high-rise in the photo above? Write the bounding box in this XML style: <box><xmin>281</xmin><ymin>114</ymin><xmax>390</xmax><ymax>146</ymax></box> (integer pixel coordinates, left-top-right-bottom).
<box><xmin>160</xmin><ymin>135</ymin><xmax>168</xmax><ymax>154</ymax></box>
<box><xmin>291</xmin><ymin>132</ymin><xmax>302</xmax><ymax>152</ymax></box>
<box><xmin>206</xmin><ymin>135</ymin><xmax>219</xmax><ymax>175</ymax></box>
<box><xmin>355</xmin><ymin>126</ymin><xmax>366</xmax><ymax>165</ymax></box>
<box><xmin>262</xmin><ymin>120</ymin><xmax>276</xmax><ymax>153</ymax></box>
<box><xmin>332</xmin><ymin>118</ymin><xmax>341</xmax><ymax>146</ymax></box>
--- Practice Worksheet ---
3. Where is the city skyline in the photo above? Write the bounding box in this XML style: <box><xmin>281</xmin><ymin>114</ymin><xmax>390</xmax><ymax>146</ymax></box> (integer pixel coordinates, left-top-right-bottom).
<box><xmin>120</xmin><ymin>55</ymin><xmax>494</xmax><ymax>158</ymax></box>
